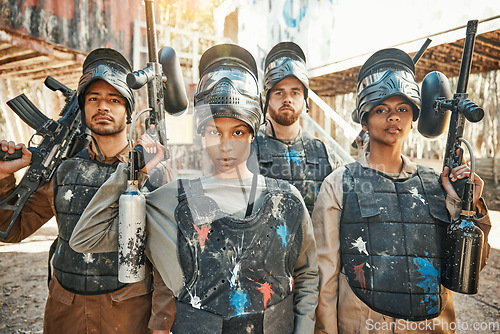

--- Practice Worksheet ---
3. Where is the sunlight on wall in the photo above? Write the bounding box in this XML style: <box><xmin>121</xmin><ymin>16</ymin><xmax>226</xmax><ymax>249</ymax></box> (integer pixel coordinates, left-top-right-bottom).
<box><xmin>219</xmin><ymin>0</ymin><xmax>500</xmax><ymax>70</ymax></box>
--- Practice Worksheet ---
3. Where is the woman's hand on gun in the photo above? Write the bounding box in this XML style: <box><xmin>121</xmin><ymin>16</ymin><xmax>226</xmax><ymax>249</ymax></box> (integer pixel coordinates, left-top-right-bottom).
<box><xmin>441</xmin><ymin>164</ymin><xmax>484</xmax><ymax>210</ymax></box>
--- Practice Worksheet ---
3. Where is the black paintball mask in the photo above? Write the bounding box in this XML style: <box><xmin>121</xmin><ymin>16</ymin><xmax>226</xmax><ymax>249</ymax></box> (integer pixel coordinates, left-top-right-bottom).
<box><xmin>263</xmin><ymin>42</ymin><xmax>309</xmax><ymax>116</ymax></box>
<box><xmin>352</xmin><ymin>48</ymin><xmax>421</xmax><ymax>124</ymax></box>
<box><xmin>77</xmin><ymin>48</ymin><xmax>135</xmax><ymax>127</ymax></box>
<box><xmin>194</xmin><ymin>44</ymin><xmax>263</xmax><ymax>136</ymax></box>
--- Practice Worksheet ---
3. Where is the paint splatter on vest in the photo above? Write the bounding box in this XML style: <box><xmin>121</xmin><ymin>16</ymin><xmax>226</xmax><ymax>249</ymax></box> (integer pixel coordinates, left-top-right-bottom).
<box><xmin>53</xmin><ymin>151</ymin><xmax>126</xmax><ymax>294</ymax></box>
<box><xmin>340</xmin><ymin>162</ymin><xmax>450</xmax><ymax>320</ymax></box>
<box><xmin>172</xmin><ymin>177</ymin><xmax>303</xmax><ymax>333</ymax></box>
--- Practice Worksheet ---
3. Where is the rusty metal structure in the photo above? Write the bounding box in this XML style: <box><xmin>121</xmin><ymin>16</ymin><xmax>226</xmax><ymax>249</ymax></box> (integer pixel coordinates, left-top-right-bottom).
<box><xmin>309</xmin><ymin>16</ymin><xmax>500</xmax><ymax>96</ymax></box>
<box><xmin>0</xmin><ymin>0</ymin><xmax>146</xmax><ymax>88</ymax></box>
<box><xmin>0</xmin><ymin>2</ymin><xmax>499</xmax><ymax>179</ymax></box>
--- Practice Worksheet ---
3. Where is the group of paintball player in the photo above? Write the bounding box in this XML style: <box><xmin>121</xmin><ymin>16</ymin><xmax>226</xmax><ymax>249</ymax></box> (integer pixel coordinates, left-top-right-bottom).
<box><xmin>0</xmin><ymin>37</ymin><xmax>492</xmax><ymax>334</ymax></box>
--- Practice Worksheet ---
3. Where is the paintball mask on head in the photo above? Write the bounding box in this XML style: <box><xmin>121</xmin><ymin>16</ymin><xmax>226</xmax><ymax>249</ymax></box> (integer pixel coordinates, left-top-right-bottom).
<box><xmin>263</xmin><ymin>41</ymin><xmax>309</xmax><ymax>114</ymax></box>
<box><xmin>194</xmin><ymin>44</ymin><xmax>262</xmax><ymax>136</ymax></box>
<box><xmin>352</xmin><ymin>48</ymin><xmax>421</xmax><ymax>124</ymax></box>
<box><xmin>77</xmin><ymin>48</ymin><xmax>135</xmax><ymax>125</ymax></box>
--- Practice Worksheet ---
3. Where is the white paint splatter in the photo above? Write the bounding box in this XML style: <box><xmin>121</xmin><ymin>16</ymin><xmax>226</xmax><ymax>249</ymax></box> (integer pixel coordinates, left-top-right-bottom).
<box><xmin>80</xmin><ymin>164</ymin><xmax>99</xmax><ymax>180</ymax></box>
<box><xmin>230</xmin><ymin>262</ymin><xmax>241</xmax><ymax>288</ymax></box>
<box><xmin>409</xmin><ymin>187</ymin><xmax>426</xmax><ymax>205</ymax></box>
<box><xmin>190</xmin><ymin>295</ymin><xmax>201</xmax><ymax>309</ymax></box>
<box><xmin>63</xmin><ymin>190</ymin><xmax>73</xmax><ymax>201</ymax></box>
<box><xmin>289</xmin><ymin>275</ymin><xmax>294</xmax><ymax>292</ymax></box>
<box><xmin>186</xmin><ymin>287</ymin><xmax>202</xmax><ymax>309</ymax></box>
<box><xmin>271</xmin><ymin>194</ymin><xmax>283</xmax><ymax>217</ymax></box>
<box><xmin>83</xmin><ymin>253</ymin><xmax>94</xmax><ymax>263</ymax></box>
<box><xmin>351</xmin><ymin>237</ymin><xmax>369</xmax><ymax>256</ymax></box>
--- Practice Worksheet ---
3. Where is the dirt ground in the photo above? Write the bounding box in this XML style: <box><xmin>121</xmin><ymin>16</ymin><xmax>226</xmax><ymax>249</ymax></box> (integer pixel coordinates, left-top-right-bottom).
<box><xmin>0</xmin><ymin>182</ymin><xmax>499</xmax><ymax>334</ymax></box>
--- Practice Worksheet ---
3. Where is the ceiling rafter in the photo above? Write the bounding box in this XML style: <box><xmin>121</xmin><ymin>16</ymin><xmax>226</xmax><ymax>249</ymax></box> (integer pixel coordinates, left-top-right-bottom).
<box><xmin>310</xmin><ymin>29</ymin><xmax>500</xmax><ymax>97</ymax></box>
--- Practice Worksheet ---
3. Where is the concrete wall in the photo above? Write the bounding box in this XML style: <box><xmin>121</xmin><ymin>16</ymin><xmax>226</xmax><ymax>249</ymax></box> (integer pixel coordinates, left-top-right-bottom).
<box><xmin>216</xmin><ymin>0</ymin><xmax>500</xmax><ymax>72</ymax></box>
<box><xmin>0</xmin><ymin>0</ymin><xmax>145</xmax><ymax>59</ymax></box>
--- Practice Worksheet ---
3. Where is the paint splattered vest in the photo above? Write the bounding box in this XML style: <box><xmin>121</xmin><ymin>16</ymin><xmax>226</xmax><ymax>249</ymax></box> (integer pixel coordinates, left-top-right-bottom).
<box><xmin>252</xmin><ymin>129</ymin><xmax>332</xmax><ymax>215</ymax></box>
<box><xmin>172</xmin><ymin>177</ymin><xmax>303</xmax><ymax>334</ymax></box>
<box><xmin>340</xmin><ymin>162</ymin><xmax>450</xmax><ymax>321</ymax></box>
<box><xmin>52</xmin><ymin>150</ymin><xmax>126</xmax><ymax>295</ymax></box>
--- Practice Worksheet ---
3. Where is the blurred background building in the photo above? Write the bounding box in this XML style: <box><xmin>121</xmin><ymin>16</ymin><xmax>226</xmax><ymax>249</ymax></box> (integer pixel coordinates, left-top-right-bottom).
<box><xmin>0</xmin><ymin>0</ymin><xmax>499</xmax><ymax>180</ymax></box>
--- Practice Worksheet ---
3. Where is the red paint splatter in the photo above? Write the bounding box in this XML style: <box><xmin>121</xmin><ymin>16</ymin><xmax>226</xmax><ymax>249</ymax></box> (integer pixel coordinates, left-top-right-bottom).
<box><xmin>354</xmin><ymin>262</ymin><xmax>366</xmax><ymax>293</ymax></box>
<box><xmin>255</xmin><ymin>282</ymin><xmax>274</xmax><ymax>308</ymax></box>
<box><xmin>193</xmin><ymin>224</ymin><xmax>210</xmax><ymax>247</ymax></box>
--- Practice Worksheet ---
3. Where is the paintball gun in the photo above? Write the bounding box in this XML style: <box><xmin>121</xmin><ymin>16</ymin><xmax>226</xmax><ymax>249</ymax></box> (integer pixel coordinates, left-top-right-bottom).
<box><xmin>0</xmin><ymin>76</ymin><xmax>90</xmax><ymax>240</ymax></box>
<box><xmin>117</xmin><ymin>0</ymin><xmax>188</xmax><ymax>283</ymax></box>
<box><xmin>418</xmin><ymin>20</ymin><xmax>484</xmax><ymax>294</ymax></box>
<box><xmin>126</xmin><ymin>0</ymin><xmax>188</xmax><ymax>162</ymax></box>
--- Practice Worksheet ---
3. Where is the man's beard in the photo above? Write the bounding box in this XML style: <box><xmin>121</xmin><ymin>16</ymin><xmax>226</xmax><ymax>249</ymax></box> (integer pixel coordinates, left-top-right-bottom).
<box><xmin>268</xmin><ymin>104</ymin><xmax>301</xmax><ymax>126</ymax></box>
<box><xmin>87</xmin><ymin>114</ymin><xmax>126</xmax><ymax>136</ymax></box>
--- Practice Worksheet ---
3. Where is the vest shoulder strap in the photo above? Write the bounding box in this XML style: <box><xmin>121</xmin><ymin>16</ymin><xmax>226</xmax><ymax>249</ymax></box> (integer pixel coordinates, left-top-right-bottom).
<box><xmin>75</xmin><ymin>148</ymin><xmax>90</xmax><ymax>159</ymax></box>
<box><xmin>301</xmin><ymin>131</ymin><xmax>323</xmax><ymax>164</ymax></box>
<box><xmin>344</xmin><ymin>162</ymin><xmax>380</xmax><ymax>218</ymax></box>
<box><xmin>255</xmin><ymin>130</ymin><xmax>273</xmax><ymax>162</ymax></box>
<box><xmin>416</xmin><ymin>165</ymin><xmax>449</xmax><ymax>223</ymax></box>
<box><xmin>177</xmin><ymin>178</ymin><xmax>204</xmax><ymax>202</ymax></box>
<box><xmin>264</xmin><ymin>176</ymin><xmax>291</xmax><ymax>193</ymax></box>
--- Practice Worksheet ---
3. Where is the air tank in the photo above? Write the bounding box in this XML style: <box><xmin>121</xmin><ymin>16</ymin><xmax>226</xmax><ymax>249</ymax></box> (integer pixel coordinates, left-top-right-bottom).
<box><xmin>118</xmin><ymin>180</ymin><xmax>147</xmax><ymax>283</ymax></box>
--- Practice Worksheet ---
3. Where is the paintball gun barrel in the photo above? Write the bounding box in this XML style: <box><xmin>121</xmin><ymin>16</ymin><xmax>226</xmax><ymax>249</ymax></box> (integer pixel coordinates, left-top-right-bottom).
<box><xmin>418</xmin><ymin>20</ymin><xmax>485</xmax><ymax>294</ymax></box>
<box><xmin>126</xmin><ymin>0</ymin><xmax>188</xmax><ymax>163</ymax></box>
<box><xmin>117</xmin><ymin>0</ymin><xmax>188</xmax><ymax>283</ymax></box>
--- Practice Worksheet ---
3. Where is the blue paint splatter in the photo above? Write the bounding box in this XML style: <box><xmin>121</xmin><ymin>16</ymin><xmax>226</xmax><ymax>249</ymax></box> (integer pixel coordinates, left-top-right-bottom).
<box><xmin>282</xmin><ymin>0</ymin><xmax>307</xmax><ymax>28</ymax></box>
<box><xmin>459</xmin><ymin>219</ymin><xmax>475</xmax><ymax>228</ymax></box>
<box><xmin>230</xmin><ymin>289</ymin><xmax>249</xmax><ymax>316</ymax></box>
<box><xmin>276</xmin><ymin>225</ymin><xmax>288</xmax><ymax>247</ymax></box>
<box><xmin>285</xmin><ymin>149</ymin><xmax>302</xmax><ymax>166</ymax></box>
<box><xmin>414</xmin><ymin>256</ymin><xmax>440</xmax><ymax>314</ymax></box>
<box><xmin>314</xmin><ymin>184</ymin><xmax>320</xmax><ymax>202</ymax></box>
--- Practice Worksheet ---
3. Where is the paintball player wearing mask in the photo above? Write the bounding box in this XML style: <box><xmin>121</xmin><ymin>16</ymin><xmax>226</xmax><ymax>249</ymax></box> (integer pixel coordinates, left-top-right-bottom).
<box><xmin>251</xmin><ymin>41</ymin><xmax>341</xmax><ymax>216</ymax></box>
<box><xmin>0</xmin><ymin>48</ymin><xmax>175</xmax><ymax>333</ymax></box>
<box><xmin>69</xmin><ymin>44</ymin><xmax>319</xmax><ymax>334</ymax></box>
<box><xmin>312</xmin><ymin>48</ymin><xmax>491</xmax><ymax>333</ymax></box>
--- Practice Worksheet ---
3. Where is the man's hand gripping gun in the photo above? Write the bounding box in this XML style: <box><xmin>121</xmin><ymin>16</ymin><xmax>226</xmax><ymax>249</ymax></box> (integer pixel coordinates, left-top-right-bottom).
<box><xmin>0</xmin><ymin>76</ymin><xmax>89</xmax><ymax>240</ymax></box>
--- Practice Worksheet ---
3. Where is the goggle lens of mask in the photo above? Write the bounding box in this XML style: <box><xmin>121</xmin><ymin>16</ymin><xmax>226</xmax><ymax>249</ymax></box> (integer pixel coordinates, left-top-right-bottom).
<box><xmin>357</xmin><ymin>66</ymin><xmax>415</xmax><ymax>93</ymax></box>
<box><xmin>265</xmin><ymin>56</ymin><xmax>306</xmax><ymax>72</ymax></box>
<box><xmin>197</xmin><ymin>65</ymin><xmax>258</xmax><ymax>96</ymax></box>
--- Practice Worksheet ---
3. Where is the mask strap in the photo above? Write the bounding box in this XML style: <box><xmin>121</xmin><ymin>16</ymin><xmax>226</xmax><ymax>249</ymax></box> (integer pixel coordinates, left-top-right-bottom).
<box><xmin>267</xmin><ymin>119</ymin><xmax>277</xmax><ymax>138</ymax></box>
<box><xmin>91</xmin><ymin>136</ymin><xmax>106</xmax><ymax>161</ymax></box>
<box><xmin>245</xmin><ymin>173</ymin><xmax>259</xmax><ymax>218</ymax></box>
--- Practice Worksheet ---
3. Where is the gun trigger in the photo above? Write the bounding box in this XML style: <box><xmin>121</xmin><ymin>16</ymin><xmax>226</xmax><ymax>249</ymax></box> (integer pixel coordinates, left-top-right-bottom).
<box><xmin>457</xmin><ymin>147</ymin><xmax>464</xmax><ymax>165</ymax></box>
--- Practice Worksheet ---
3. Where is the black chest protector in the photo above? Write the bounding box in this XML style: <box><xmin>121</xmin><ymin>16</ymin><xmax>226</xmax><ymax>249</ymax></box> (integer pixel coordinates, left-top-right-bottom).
<box><xmin>52</xmin><ymin>150</ymin><xmax>126</xmax><ymax>295</ymax></box>
<box><xmin>340</xmin><ymin>162</ymin><xmax>450</xmax><ymax>321</ymax></box>
<box><xmin>172</xmin><ymin>177</ymin><xmax>303</xmax><ymax>334</ymax></box>
<box><xmin>253</xmin><ymin>130</ymin><xmax>332</xmax><ymax>215</ymax></box>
